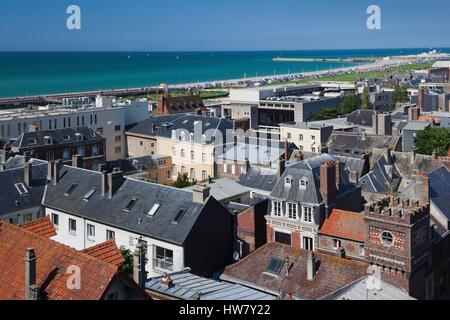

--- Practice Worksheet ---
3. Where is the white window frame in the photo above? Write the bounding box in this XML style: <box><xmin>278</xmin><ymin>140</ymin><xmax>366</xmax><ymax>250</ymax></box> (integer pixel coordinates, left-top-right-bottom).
<box><xmin>287</xmin><ymin>202</ymin><xmax>298</xmax><ymax>220</ymax></box>
<box><xmin>302</xmin><ymin>206</ymin><xmax>314</xmax><ymax>223</ymax></box>
<box><xmin>69</xmin><ymin>218</ymin><xmax>77</xmax><ymax>235</ymax></box>
<box><xmin>272</xmin><ymin>201</ymin><xmax>283</xmax><ymax>217</ymax></box>
<box><xmin>87</xmin><ymin>224</ymin><xmax>95</xmax><ymax>241</ymax></box>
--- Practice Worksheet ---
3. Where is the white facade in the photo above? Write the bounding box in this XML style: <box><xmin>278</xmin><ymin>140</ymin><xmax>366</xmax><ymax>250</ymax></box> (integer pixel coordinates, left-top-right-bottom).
<box><xmin>0</xmin><ymin>100</ymin><xmax>148</xmax><ymax>161</ymax></box>
<box><xmin>46</xmin><ymin>207</ymin><xmax>184</xmax><ymax>278</ymax></box>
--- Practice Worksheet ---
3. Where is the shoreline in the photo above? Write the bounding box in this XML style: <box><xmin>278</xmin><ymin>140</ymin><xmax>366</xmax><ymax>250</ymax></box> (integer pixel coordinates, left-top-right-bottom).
<box><xmin>0</xmin><ymin>53</ymin><xmax>446</xmax><ymax>105</ymax></box>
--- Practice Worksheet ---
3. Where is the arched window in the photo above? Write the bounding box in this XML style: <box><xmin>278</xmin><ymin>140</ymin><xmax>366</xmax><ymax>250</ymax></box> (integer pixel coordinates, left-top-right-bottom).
<box><xmin>180</xmin><ymin>149</ymin><xmax>186</xmax><ymax>158</ymax></box>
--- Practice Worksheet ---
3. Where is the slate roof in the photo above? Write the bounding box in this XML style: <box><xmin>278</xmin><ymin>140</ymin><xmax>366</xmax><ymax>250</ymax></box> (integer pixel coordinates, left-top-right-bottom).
<box><xmin>126</xmin><ymin>114</ymin><xmax>233</xmax><ymax>145</ymax></box>
<box><xmin>221</xmin><ymin>242</ymin><xmax>367</xmax><ymax>300</ymax></box>
<box><xmin>238</xmin><ymin>167</ymin><xmax>278</xmax><ymax>194</ymax></box>
<box><xmin>347</xmin><ymin>110</ymin><xmax>377</xmax><ymax>127</ymax></box>
<box><xmin>82</xmin><ymin>240</ymin><xmax>125</xmax><ymax>268</ymax></box>
<box><xmin>0</xmin><ymin>160</ymin><xmax>47</xmax><ymax>217</ymax></box>
<box><xmin>11</xmin><ymin>127</ymin><xmax>104</xmax><ymax>151</ymax></box>
<box><xmin>146</xmin><ymin>270</ymin><xmax>275</xmax><ymax>300</ymax></box>
<box><xmin>336</xmin><ymin>155</ymin><xmax>368</xmax><ymax>179</ymax></box>
<box><xmin>359</xmin><ymin>155</ymin><xmax>402</xmax><ymax>194</ymax></box>
<box><xmin>184</xmin><ymin>178</ymin><xmax>250</xmax><ymax>203</ymax></box>
<box><xmin>320</xmin><ymin>209</ymin><xmax>365</xmax><ymax>242</ymax></box>
<box><xmin>0</xmin><ymin>221</ymin><xmax>119</xmax><ymax>300</ymax></box>
<box><xmin>429</xmin><ymin>166</ymin><xmax>450</xmax><ymax>221</ymax></box>
<box><xmin>42</xmin><ymin>165</ymin><xmax>207</xmax><ymax>245</ymax></box>
<box><xmin>19</xmin><ymin>217</ymin><xmax>57</xmax><ymax>238</ymax></box>
<box><xmin>270</xmin><ymin>154</ymin><xmax>356</xmax><ymax>204</ymax></box>
<box><xmin>402</xmin><ymin>121</ymin><xmax>431</xmax><ymax>132</ymax></box>
<box><xmin>328</xmin><ymin>133</ymin><xmax>395</xmax><ymax>158</ymax></box>
<box><xmin>106</xmin><ymin>156</ymin><xmax>165</xmax><ymax>175</ymax></box>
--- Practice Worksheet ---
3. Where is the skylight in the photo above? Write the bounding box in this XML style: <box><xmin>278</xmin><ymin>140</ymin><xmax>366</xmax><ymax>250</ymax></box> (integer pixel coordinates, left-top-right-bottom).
<box><xmin>124</xmin><ymin>198</ymin><xmax>138</xmax><ymax>211</ymax></box>
<box><xmin>15</xmin><ymin>183</ymin><xmax>29</xmax><ymax>196</ymax></box>
<box><xmin>65</xmin><ymin>184</ymin><xmax>78</xmax><ymax>196</ymax></box>
<box><xmin>148</xmin><ymin>203</ymin><xmax>161</xmax><ymax>216</ymax></box>
<box><xmin>83</xmin><ymin>188</ymin><xmax>96</xmax><ymax>201</ymax></box>
<box><xmin>266</xmin><ymin>258</ymin><xmax>285</xmax><ymax>276</ymax></box>
<box><xmin>172</xmin><ymin>208</ymin><xmax>187</xmax><ymax>224</ymax></box>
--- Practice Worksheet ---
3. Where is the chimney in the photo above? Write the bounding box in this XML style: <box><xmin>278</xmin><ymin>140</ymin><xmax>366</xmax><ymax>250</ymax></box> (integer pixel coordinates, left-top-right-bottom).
<box><xmin>71</xmin><ymin>154</ymin><xmax>83</xmax><ymax>168</ymax></box>
<box><xmin>24</xmin><ymin>152</ymin><xmax>32</xmax><ymax>188</ymax></box>
<box><xmin>244</xmin><ymin>157</ymin><xmax>250</xmax><ymax>174</ymax></box>
<box><xmin>53</xmin><ymin>160</ymin><xmax>63</xmax><ymax>186</ymax></box>
<box><xmin>320</xmin><ymin>161</ymin><xmax>337</xmax><ymax>209</ymax></box>
<box><xmin>161</xmin><ymin>274</ymin><xmax>174</xmax><ymax>289</ymax></box>
<box><xmin>416</xmin><ymin>172</ymin><xmax>430</xmax><ymax>204</ymax></box>
<box><xmin>28</xmin><ymin>122</ymin><xmax>39</xmax><ymax>132</ymax></box>
<box><xmin>408</xmin><ymin>107</ymin><xmax>420</xmax><ymax>121</ymax></box>
<box><xmin>277</xmin><ymin>159</ymin><xmax>286</xmax><ymax>178</ymax></box>
<box><xmin>47</xmin><ymin>160</ymin><xmax>55</xmax><ymax>182</ymax></box>
<box><xmin>193</xmin><ymin>184</ymin><xmax>211</xmax><ymax>203</ymax></box>
<box><xmin>284</xmin><ymin>140</ymin><xmax>289</xmax><ymax>161</ymax></box>
<box><xmin>107</xmin><ymin>169</ymin><xmax>124</xmax><ymax>199</ymax></box>
<box><xmin>335</xmin><ymin>158</ymin><xmax>341</xmax><ymax>190</ymax></box>
<box><xmin>101</xmin><ymin>170</ymin><xmax>108</xmax><ymax>196</ymax></box>
<box><xmin>132</xmin><ymin>242</ymin><xmax>147</xmax><ymax>288</ymax></box>
<box><xmin>418</xmin><ymin>87</ymin><xmax>425</xmax><ymax>111</ymax></box>
<box><xmin>24</xmin><ymin>248</ymin><xmax>39</xmax><ymax>300</ymax></box>
<box><xmin>306</xmin><ymin>251</ymin><xmax>316</xmax><ymax>281</ymax></box>
<box><xmin>383</xmin><ymin>147</ymin><xmax>392</xmax><ymax>163</ymax></box>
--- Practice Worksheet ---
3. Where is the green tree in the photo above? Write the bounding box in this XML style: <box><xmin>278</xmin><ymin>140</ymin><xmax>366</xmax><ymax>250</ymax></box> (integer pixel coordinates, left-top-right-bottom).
<box><xmin>308</xmin><ymin>108</ymin><xmax>342</xmax><ymax>121</ymax></box>
<box><xmin>340</xmin><ymin>94</ymin><xmax>360</xmax><ymax>115</ymax></box>
<box><xmin>414</xmin><ymin>127</ymin><xmax>450</xmax><ymax>156</ymax></box>
<box><xmin>391</xmin><ymin>84</ymin><xmax>409</xmax><ymax>107</ymax></box>
<box><xmin>119</xmin><ymin>246</ymin><xmax>133</xmax><ymax>276</ymax></box>
<box><xmin>361</xmin><ymin>87</ymin><xmax>371</xmax><ymax>110</ymax></box>
<box><xmin>172</xmin><ymin>173</ymin><xmax>196</xmax><ymax>188</ymax></box>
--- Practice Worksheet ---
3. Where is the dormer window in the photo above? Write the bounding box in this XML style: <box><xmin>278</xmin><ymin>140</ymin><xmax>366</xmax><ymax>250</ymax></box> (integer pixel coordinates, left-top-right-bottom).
<box><xmin>63</xmin><ymin>135</ymin><xmax>71</xmax><ymax>141</ymax></box>
<box><xmin>171</xmin><ymin>130</ymin><xmax>176</xmax><ymax>140</ymax></box>
<box><xmin>299</xmin><ymin>178</ymin><xmax>308</xmax><ymax>189</ymax></box>
<box><xmin>75</xmin><ymin>133</ymin><xmax>83</xmax><ymax>141</ymax></box>
<box><xmin>28</xmin><ymin>138</ymin><xmax>37</xmax><ymax>145</ymax></box>
<box><xmin>190</xmin><ymin>133</ymin><xmax>195</xmax><ymax>143</ymax></box>
<box><xmin>272</xmin><ymin>201</ymin><xmax>282</xmax><ymax>217</ymax></box>
<box><xmin>285</xmin><ymin>176</ymin><xmax>292</xmax><ymax>186</ymax></box>
<box><xmin>180</xmin><ymin>131</ymin><xmax>186</xmax><ymax>141</ymax></box>
<box><xmin>44</xmin><ymin>136</ymin><xmax>53</xmax><ymax>145</ymax></box>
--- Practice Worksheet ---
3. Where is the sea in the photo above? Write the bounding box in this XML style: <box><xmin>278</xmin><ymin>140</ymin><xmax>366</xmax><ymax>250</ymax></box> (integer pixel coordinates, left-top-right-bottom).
<box><xmin>0</xmin><ymin>48</ymin><xmax>449</xmax><ymax>98</ymax></box>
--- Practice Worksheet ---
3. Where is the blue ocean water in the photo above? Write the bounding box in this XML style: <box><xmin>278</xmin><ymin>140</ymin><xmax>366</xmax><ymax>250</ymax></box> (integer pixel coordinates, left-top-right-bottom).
<box><xmin>0</xmin><ymin>48</ymin><xmax>448</xmax><ymax>98</ymax></box>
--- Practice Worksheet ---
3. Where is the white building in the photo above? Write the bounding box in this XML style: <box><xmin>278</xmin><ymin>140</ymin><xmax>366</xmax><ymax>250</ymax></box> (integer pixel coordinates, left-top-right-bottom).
<box><xmin>0</xmin><ymin>98</ymin><xmax>148</xmax><ymax>161</ymax></box>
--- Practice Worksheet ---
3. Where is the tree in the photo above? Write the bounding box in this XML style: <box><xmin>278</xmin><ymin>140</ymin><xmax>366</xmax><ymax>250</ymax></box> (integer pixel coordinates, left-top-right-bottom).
<box><xmin>172</xmin><ymin>173</ymin><xmax>196</xmax><ymax>188</ymax></box>
<box><xmin>340</xmin><ymin>94</ymin><xmax>360</xmax><ymax>115</ymax></box>
<box><xmin>391</xmin><ymin>84</ymin><xmax>409</xmax><ymax>107</ymax></box>
<box><xmin>119</xmin><ymin>246</ymin><xmax>133</xmax><ymax>276</ymax></box>
<box><xmin>361</xmin><ymin>87</ymin><xmax>371</xmax><ymax>110</ymax></box>
<box><xmin>414</xmin><ymin>127</ymin><xmax>450</xmax><ymax>156</ymax></box>
<box><xmin>308</xmin><ymin>108</ymin><xmax>342</xmax><ymax>121</ymax></box>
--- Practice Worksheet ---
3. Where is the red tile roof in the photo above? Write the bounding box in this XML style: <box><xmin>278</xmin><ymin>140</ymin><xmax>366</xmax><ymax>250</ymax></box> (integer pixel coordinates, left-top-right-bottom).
<box><xmin>221</xmin><ymin>242</ymin><xmax>367</xmax><ymax>300</ymax></box>
<box><xmin>0</xmin><ymin>221</ymin><xmax>119</xmax><ymax>300</ymax></box>
<box><xmin>83</xmin><ymin>240</ymin><xmax>125</xmax><ymax>268</ymax></box>
<box><xmin>319</xmin><ymin>209</ymin><xmax>365</xmax><ymax>242</ymax></box>
<box><xmin>19</xmin><ymin>217</ymin><xmax>57</xmax><ymax>238</ymax></box>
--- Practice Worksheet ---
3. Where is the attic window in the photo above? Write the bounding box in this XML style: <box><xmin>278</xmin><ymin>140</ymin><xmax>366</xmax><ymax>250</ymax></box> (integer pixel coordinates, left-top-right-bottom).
<box><xmin>285</xmin><ymin>177</ymin><xmax>292</xmax><ymax>186</ymax></box>
<box><xmin>28</xmin><ymin>138</ymin><xmax>37</xmax><ymax>145</ymax></box>
<box><xmin>124</xmin><ymin>198</ymin><xmax>138</xmax><ymax>212</ymax></box>
<box><xmin>300</xmin><ymin>178</ymin><xmax>308</xmax><ymax>189</ymax></box>
<box><xmin>63</xmin><ymin>135</ymin><xmax>71</xmax><ymax>141</ymax></box>
<box><xmin>83</xmin><ymin>188</ymin><xmax>96</xmax><ymax>201</ymax></box>
<box><xmin>148</xmin><ymin>203</ymin><xmax>161</xmax><ymax>216</ymax></box>
<box><xmin>75</xmin><ymin>133</ymin><xmax>83</xmax><ymax>141</ymax></box>
<box><xmin>44</xmin><ymin>136</ymin><xmax>53</xmax><ymax>145</ymax></box>
<box><xmin>266</xmin><ymin>258</ymin><xmax>285</xmax><ymax>276</ymax></box>
<box><xmin>15</xmin><ymin>183</ymin><xmax>29</xmax><ymax>196</ymax></box>
<box><xmin>65</xmin><ymin>184</ymin><xmax>78</xmax><ymax>196</ymax></box>
<box><xmin>172</xmin><ymin>208</ymin><xmax>187</xmax><ymax>224</ymax></box>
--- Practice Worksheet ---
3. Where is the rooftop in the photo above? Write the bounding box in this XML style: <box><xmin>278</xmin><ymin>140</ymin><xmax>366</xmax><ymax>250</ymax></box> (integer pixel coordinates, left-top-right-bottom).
<box><xmin>320</xmin><ymin>209</ymin><xmax>365</xmax><ymax>242</ymax></box>
<box><xmin>185</xmin><ymin>178</ymin><xmax>250</xmax><ymax>203</ymax></box>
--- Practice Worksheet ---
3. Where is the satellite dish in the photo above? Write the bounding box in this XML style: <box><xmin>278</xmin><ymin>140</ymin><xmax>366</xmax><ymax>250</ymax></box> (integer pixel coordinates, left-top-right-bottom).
<box><xmin>233</xmin><ymin>251</ymin><xmax>240</xmax><ymax>261</ymax></box>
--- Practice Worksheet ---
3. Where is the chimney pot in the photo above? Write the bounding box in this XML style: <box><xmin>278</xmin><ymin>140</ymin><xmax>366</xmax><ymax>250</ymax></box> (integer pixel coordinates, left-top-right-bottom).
<box><xmin>133</xmin><ymin>242</ymin><xmax>147</xmax><ymax>289</ymax></box>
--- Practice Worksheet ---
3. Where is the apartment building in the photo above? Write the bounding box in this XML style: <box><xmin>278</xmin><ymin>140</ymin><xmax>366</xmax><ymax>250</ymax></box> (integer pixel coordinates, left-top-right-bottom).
<box><xmin>279</xmin><ymin>122</ymin><xmax>333</xmax><ymax>153</ymax></box>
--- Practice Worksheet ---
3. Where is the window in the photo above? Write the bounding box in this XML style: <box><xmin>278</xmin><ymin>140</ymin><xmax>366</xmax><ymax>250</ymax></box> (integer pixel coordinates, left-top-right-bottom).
<box><xmin>115</xmin><ymin>125</ymin><xmax>121</xmax><ymax>131</ymax></box>
<box><xmin>303</xmin><ymin>237</ymin><xmax>314</xmax><ymax>251</ymax></box>
<box><xmin>23</xmin><ymin>214</ymin><xmax>32</xmax><ymax>223</ymax></box>
<box><xmin>172</xmin><ymin>147</ymin><xmax>176</xmax><ymax>156</ymax></box>
<box><xmin>381</xmin><ymin>231</ymin><xmax>394</xmax><ymax>246</ymax></box>
<box><xmin>190</xmin><ymin>168</ymin><xmax>196</xmax><ymax>179</ymax></box>
<box><xmin>223</xmin><ymin>163</ymin><xmax>228</xmax><ymax>173</ymax></box>
<box><xmin>180</xmin><ymin>131</ymin><xmax>186</xmax><ymax>141</ymax></box>
<box><xmin>202</xmin><ymin>153</ymin><xmax>207</xmax><ymax>163</ymax></box>
<box><xmin>77</xmin><ymin>146</ymin><xmax>85</xmax><ymax>157</ymax></box>
<box><xmin>62</xmin><ymin>149</ymin><xmax>70</xmax><ymax>160</ymax></box>
<box><xmin>311</xmin><ymin>135</ymin><xmax>316</xmax><ymax>140</ymax></box>
<box><xmin>140</xmin><ymin>141</ymin><xmax>143</xmax><ymax>146</ymax></box>
<box><xmin>87</xmin><ymin>224</ymin><xmax>95</xmax><ymax>239</ymax></box>
<box><xmin>92</xmin><ymin>145</ymin><xmax>99</xmax><ymax>156</ymax></box>
<box><xmin>154</xmin><ymin>246</ymin><xmax>174</xmax><ymax>271</ymax></box>
<box><xmin>171</xmin><ymin>130</ymin><xmax>176</xmax><ymax>140</ymax></box>
<box><xmin>266</xmin><ymin>258</ymin><xmax>285</xmax><ymax>276</ymax></box>
<box><xmin>287</xmin><ymin>133</ymin><xmax>292</xmax><ymax>139</ymax></box>
<box><xmin>181</xmin><ymin>166</ymin><xmax>187</xmax><ymax>175</ymax></box>
<box><xmin>311</xmin><ymin>147</ymin><xmax>316</xmax><ymax>153</ymax></box>
<box><xmin>359</xmin><ymin>245</ymin><xmax>365</xmax><ymax>257</ymax></box>
<box><xmin>115</xmin><ymin>146</ymin><xmax>122</xmax><ymax>154</ymax></box>
<box><xmin>275</xmin><ymin>232</ymin><xmax>291</xmax><ymax>245</ymax></box>
<box><xmin>273</xmin><ymin>201</ymin><xmax>282</xmax><ymax>217</ymax></box>
<box><xmin>15</xmin><ymin>183</ymin><xmax>28</xmax><ymax>196</ymax></box>
<box><xmin>148</xmin><ymin>203</ymin><xmax>160</xmax><ymax>216</ymax></box>
<box><xmin>285</xmin><ymin>177</ymin><xmax>292</xmax><ymax>185</ymax></box>
<box><xmin>202</xmin><ymin>171</ymin><xmax>208</xmax><ymax>181</ymax></box>
<box><xmin>75</xmin><ymin>133</ymin><xmax>83</xmax><ymax>141</ymax></box>
<box><xmin>303</xmin><ymin>206</ymin><xmax>313</xmax><ymax>223</ymax></box>
<box><xmin>333</xmin><ymin>239</ymin><xmax>342</xmax><ymax>249</ymax></box>
<box><xmin>106</xmin><ymin>230</ymin><xmax>115</xmax><ymax>241</ymax></box>
<box><xmin>180</xmin><ymin>149</ymin><xmax>186</xmax><ymax>158</ymax></box>
<box><xmin>83</xmin><ymin>188</ymin><xmax>96</xmax><ymax>201</ymax></box>
<box><xmin>201</xmin><ymin>134</ymin><xmax>207</xmax><ymax>145</ymax></box>
<box><xmin>231</xmin><ymin>165</ymin><xmax>236</xmax><ymax>175</ymax></box>
<box><xmin>300</xmin><ymin>178</ymin><xmax>307</xmax><ymax>188</ymax></box>
<box><xmin>69</xmin><ymin>219</ymin><xmax>77</xmax><ymax>234</ymax></box>
<box><xmin>115</xmin><ymin>135</ymin><xmax>121</xmax><ymax>143</ymax></box>
<box><xmin>124</xmin><ymin>198</ymin><xmax>138</xmax><ymax>211</ymax></box>
<box><xmin>44</xmin><ymin>136</ymin><xmax>53</xmax><ymax>145</ymax></box>
<box><xmin>287</xmin><ymin>203</ymin><xmax>298</xmax><ymax>220</ymax></box>
<box><xmin>190</xmin><ymin>151</ymin><xmax>195</xmax><ymax>160</ymax></box>
<box><xmin>190</xmin><ymin>133</ymin><xmax>195</xmax><ymax>143</ymax></box>
<box><xmin>173</xmin><ymin>208</ymin><xmax>187</xmax><ymax>224</ymax></box>
<box><xmin>65</xmin><ymin>184</ymin><xmax>78</xmax><ymax>196</ymax></box>
<box><xmin>28</xmin><ymin>138</ymin><xmax>37</xmax><ymax>145</ymax></box>
<box><xmin>299</xmin><ymin>134</ymin><xmax>304</xmax><ymax>141</ymax></box>
<box><xmin>51</xmin><ymin>213</ymin><xmax>59</xmax><ymax>226</ymax></box>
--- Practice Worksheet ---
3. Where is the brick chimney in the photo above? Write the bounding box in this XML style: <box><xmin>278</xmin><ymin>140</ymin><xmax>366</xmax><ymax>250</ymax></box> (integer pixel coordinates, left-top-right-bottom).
<box><xmin>320</xmin><ymin>161</ymin><xmax>337</xmax><ymax>210</ymax></box>
<box><xmin>107</xmin><ymin>168</ymin><xmax>124</xmax><ymax>199</ymax></box>
<box><xmin>417</xmin><ymin>87</ymin><xmax>425</xmax><ymax>111</ymax></box>
<box><xmin>71</xmin><ymin>154</ymin><xmax>83</xmax><ymax>168</ymax></box>
<box><xmin>416</xmin><ymin>172</ymin><xmax>430</xmax><ymax>205</ymax></box>
<box><xmin>277</xmin><ymin>159</ymin><xmax>286</xmax><ymax>178</ymax></box>
<box><xmin>133</xmin><ymin>241</ymin><xmax>147</xmax><ymax>288</ymax></box>
<box><xmin>306</xmin><ymin>251</ymin><xmax>316</xmax><ymax>281</ymax></box>
<box><xmin>408</xmin><ymin>107</ymin><xmax>420</xmax><ymax>121</ymax></box>
<box><xmin>193</xmin><ymin>184</ymin><xmax>211</xmax><ymax>204</ymax></box>
<box><xmin>335</xmin><ymin>158</ymin><xmax>341</xmax><ymax>190</ymax></box>
<box><xmin>24</xmin><ymin>152</ymin><xmax>32</xmax><ymax>188</ymax></box>
<box><xmin>24</xmin><ymin>248</ymin><xmax>40</xmax><ymax>300</ymax></box>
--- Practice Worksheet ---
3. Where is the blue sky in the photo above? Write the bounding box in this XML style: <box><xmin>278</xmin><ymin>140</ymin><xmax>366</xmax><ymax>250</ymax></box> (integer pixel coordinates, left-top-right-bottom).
<box><xmin>0</xmin><ymin>0</ymin><xmax>449</xmax><ymax>51</ymax></box>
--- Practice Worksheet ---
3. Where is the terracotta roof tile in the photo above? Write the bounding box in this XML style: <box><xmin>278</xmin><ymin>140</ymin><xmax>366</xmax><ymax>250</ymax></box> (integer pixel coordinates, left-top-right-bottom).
<box><xmin>0</xmin><ymin>221</ymin><xmax>119</xmax><ymax>300</ymax></box>
<box><xmin>19</xmin><ymin>217</ymin><xmax>57</xmax><ymax>238</ymax></box>
<box><xmin>82</xmin><ymin>240</ymin><xmax>125</xmax><ymax>268</ymax></box>
<box><xmin>319</xmin><ymin>209</ymin><xmax>365</xmax><ymax>242</ymax></box>
<box><xmin>221</xmin><ymin>242</ymin><xmax>367</xmax><ymax>300</ymax></box>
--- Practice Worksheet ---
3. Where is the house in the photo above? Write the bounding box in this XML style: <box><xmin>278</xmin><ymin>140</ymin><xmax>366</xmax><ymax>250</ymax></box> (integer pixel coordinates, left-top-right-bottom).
<box><xmin>146</xmin><ymin>269</ymin><xmax>275</xmax><ymax>300</ymax></box>
<box><xmin>401</xmin><ymin>121</ymin><xmax>431</xmax><ymax>152</ymax></box>
<box><xmin>266</xmin><ymin>154</ymin><xmax>363</xmax><ymax>252</ymax></box>
<box><xmin>237</xmin><ymin>167</ymin><xmax>279</xmax><ymax>200</ymax></box>
<box><xmin>0</xmin><ymin>154</ymin><xmax>47</xmax><ymax>224</ymax></box>
<box><xmin>126</xmin><ymin>114</ymin><xmax>233</xmax><ymax>181</ymax></box>
<box><xmin>0</xmin><ymin>219</ymin><xmax>148</xmax><ymax>300</ymax></box>
<box><xmin>155</xmin><ymin>90</ymin><xmax>205</xmax><ymax>115</ymax></box>
<box><xmin>185</xmin><ymin>178</ymin><xmax>251</xmax><ymax>206</ymax></box>
<box><xmin>41</xmin><ymin>161</ymin><xmax>234</xmax><ymax>278</ymax></box>
<box><xmin>279</xmin><ymin>122</ymin><xmax>333</xmax><ymax>154</ymax></box>
<box><xmin>327</xmin><ymin>132</ymin><xmax>397</xmax><ymax>158</ymax></box>
<box><xmin>10</xmin><ymin>127</ymin><xmax>106</xmax><ymax>171</ymax></box>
